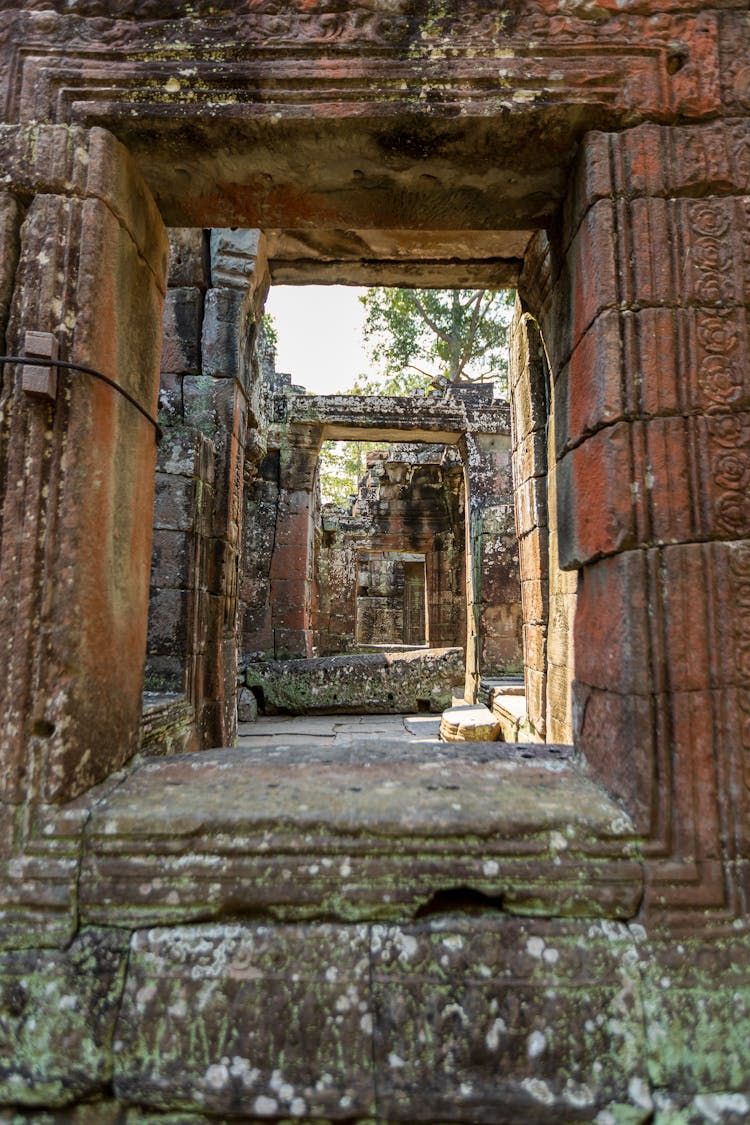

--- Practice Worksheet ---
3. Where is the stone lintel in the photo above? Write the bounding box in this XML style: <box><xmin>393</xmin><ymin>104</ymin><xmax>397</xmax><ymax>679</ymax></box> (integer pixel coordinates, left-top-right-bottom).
<box><xmin>278</xmin><ymin>394</ymin><xmax>511</xmax><ymax>447</ymax></box>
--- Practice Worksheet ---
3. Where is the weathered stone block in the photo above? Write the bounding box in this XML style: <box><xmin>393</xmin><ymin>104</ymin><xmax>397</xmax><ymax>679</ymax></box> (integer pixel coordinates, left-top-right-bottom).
<box><xmin>168</xmin><ymin>227</ymin><xmax>209</xmax><ymax>289</ymax></box>
<box><xmin>246</xmin><ymin>649</ymin><xmax>465</xmax><ymax>714</ymax></box>
<box><xmin>146</xmin><ymin>588</ymin><xmax>190</xmax><ymax>658</ymax></box>
<box><xmin>113</xmin><ymin>924</ymin><xmax>375</xmax><ymax>1118</ymax></box>
<box><xmin>574</xmin><ymin>551</ymin><xmax>650</xmax><ymax>696</ymax></box>
<box><xmin>573</xmin><ymin>683</ymin><xmax>655</xmax><ymax>833</ymax></box>
<box><xmin>143</xmin><ymin>653</ymin><xmax>185</xmax><ymax>694</ymax></box>
<box><xmin>0</xmin><ymin>929</ymin><xmax>129</xmax><ymax>1107</ymax></box>
<box><xmin>518</xmin><ymin>528</ymin><xmax>549</xmax><ymax>586</ymax></box>
<box><xmin>516</xmin><ymin>475</ymin><xmax>548</xmax><ymax>538</ymax></box>
<box><xmin>150</xmin><ymin>528</ymin><xmax>190</xmax><ymax>590</ymax></box>
<box><xmin>521</xmin><ymin>577</ymin><xmax>549</xmax><ymax>626</ymax></box>
<box><xmin>557</xmin><ymin>423</ymin><xmax>635</xmax><ymax>569</ymax></box>
<box><xmin>556</xmin><ymin>308</ymin><xmax>629</xmax><ymax>457</ymax></box>
<box><xmin>160</xmin><ymin>286</ymin><xmax>203</xmax><ymax>376</ymax></box>
<box><xmin>440</xmin><ymin>703</ymin><xmax>501</xmax><ymax>742</ymax></box>
<box><xmin>523</xmin><ymin>622</ymin><xmax>548</xmax><ymax>674</ymax></box>
<box><xmin>512</xmin><ymin>429</ymin><xmax>548</xmax><ymax>488</ymax></box>
<box><xmin>152</xmin><ymin>473</ymin><xmax>195</xmax><ymax>533</ymax></box>
<box><xmin>210</xmin><ymin>228</ymin><xmax>263</xmax><ymax>289</ymax></box>
<box><xmin>642</xmin><ymin>935</ymin><xmax>750</xmax><ymax>1099</ymax></box>
<box><xmin>201</xmin><ymin>288</ymin><xmax>245</xmax><ymax>379</ymax></box>
<box><xmin>371</xmin><ymin>918</ymin><xmax>650</xmax><ymax>1124</ymax></box>
<box><xmin>237</xmin><ymin>685</ymin><xmax>258</xmax><ymax>723</ymax></box>
<box><xmin>0</xmin><ymin>193</ymin><xmax>20</xmax><ymax>336</ymax></box>
<box><xmin>525</xmin><ymin>666</ymin><xmax>547</xmax><ymax>740</ymax></box>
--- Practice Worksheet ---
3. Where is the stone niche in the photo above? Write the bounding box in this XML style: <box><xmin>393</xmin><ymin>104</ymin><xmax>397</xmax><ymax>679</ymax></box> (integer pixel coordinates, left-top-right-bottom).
<box><xmin>1</xmin><ymin>0</ymin><xmax>750</xmax><ymax>1120</ymax></box>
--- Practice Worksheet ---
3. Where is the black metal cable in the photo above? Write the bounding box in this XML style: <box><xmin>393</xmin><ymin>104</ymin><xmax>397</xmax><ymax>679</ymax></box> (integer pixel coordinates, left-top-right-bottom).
<box><xmin>0</xmin><ymin>354</ymin><xmax>163</xmax><ymax>443</ymax></box>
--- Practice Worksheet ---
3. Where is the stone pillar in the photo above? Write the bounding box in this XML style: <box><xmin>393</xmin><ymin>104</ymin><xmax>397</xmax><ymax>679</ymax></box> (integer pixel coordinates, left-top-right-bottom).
<box><xmin>529</xmin><ymin>121</ymin><xmax>750</xmax><ymax>922</ymax></box>
<box><xmin>461</xmin><ymin>431</ymin><xmax>522</xmax><ymax>701</ymax></box>
<box><xmin>509</xmin><ymin>309</ymin><xmax>550</xmax><ymax>740</ymax></box>
<box><xmin>0</xmin><ymin>125</ymin><xmax>167</xmax><ymax>803</ymax></box>
<box><xmin>147</xmin><ymin>227</ymin><xmax>269</xmax><ymax>748</ymax></box>
<box><xmin>269</xmin><ymin>424</ymin><xmax>323</xmax><ymax>659</ymax></box>
<box><xmin>509</xmin><ymin>306</ymin><xmax>578</xmax><ymax>743</ymax></box>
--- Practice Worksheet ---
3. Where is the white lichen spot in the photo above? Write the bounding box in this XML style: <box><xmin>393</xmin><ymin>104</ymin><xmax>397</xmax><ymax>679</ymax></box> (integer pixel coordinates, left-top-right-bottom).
<box><xmin>335</xmin><ymin>994</ymin><xmax>351</xmax><ymax>1013</ymax></box>
<box><xmin>135</xmin><ymin>983</ymin><xmax>157</xmax><ymax>1009</ymax></box>
<box><xmin>393</xmin><ymin>932</ymin><xmax>418</xmax><ymax>963</ymax></box>
<box><xmin>441</xmin><ymin>934</ymin><xmax>464</xmax><ymax>952</ymax></box>
<box><xmin>290</xmin><ymin>1097</ymin><xmax>307</xmax><ymax>1116</ymax></box>
<box><xmin>627</xmin><ymin>1077</ymin><xmax>653</xmax><ymax>1111</ymax></box>
<box><xmin>340</xmin><ymin>861</ymin><xmax>352</xmax><ymax>877</ymax></box>
<box><xmin>527</xmin><ymin>1030</ymin><xmax>547</xmax><ymax>1059</ymax></box>
<box><xmin>460</xmin><ymin>1082</ymin><xmax>473</xmax><ymax>1096</ymax></box>
<box><xmin>483</xmin><ymin>860</ymin><xmax>500</xmax><ymax>876</ymax></box>
<box><xmin>228</xmin><ymin>1057</ymin><xmax>252</xmax><ymax>1079</ymax></box>
<box><xmin>388</xmin><ymin>1053</ymin><xmax>406</xmax><ymax>1069</ymax></box>
<box><xmin>339</xmin><ymin>1095</ymin><xmax>353</xmax><ymax>1109</ymax></box>
<box><xmin>485</xmin><ymin>1017</ymin><xmax>507</xmax><ymax>1051</ymax></box>
<box><xmin>168</xmin><ymin>999</ymin><xmax>187</xmax><ymax>1018</ymax></box>
<box><xmin>543</xmin><ymin>947</ymin><xmax>559</xmax><ymax>965</ymax></box>
<box><xmin>563</xmin><ymin>1081</ymin><xmax>595</xmax><ymax>1108</ymax></box>
<box><xmin>253</xmin><ymin>1096</ymin><xmax>278</xmax><ymax>1116</ymax></box>
<box><xmin>526</xmin><ymin>936</ymin><xmax>545</xmax><ymax>958</ymax></box>
<box><xmin>325</xmin><ymin>967</ymin><xmax>338</xmax><ymax>983</ymax></box>
<box><xmin>694</xmin><ymin>1094</ymin><xmax>750</xmax><ymax>1120</ymax></box>
<box><xmin>521</xmin><ymin>1077</ymin><xmax>555</xmax><ymax>1105</ymax></box>
<box><xmin>204</xmin><ymin>1064</ymin><xmax>229</xmax><ymax>1090</ymax></box>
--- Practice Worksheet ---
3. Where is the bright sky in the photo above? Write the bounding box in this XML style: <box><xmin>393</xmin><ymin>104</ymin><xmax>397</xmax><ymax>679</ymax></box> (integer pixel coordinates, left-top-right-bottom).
<box><xmin>264</xmin><ymin>285</ymin><xmax>369</xmax><ymax>394</ymax></box>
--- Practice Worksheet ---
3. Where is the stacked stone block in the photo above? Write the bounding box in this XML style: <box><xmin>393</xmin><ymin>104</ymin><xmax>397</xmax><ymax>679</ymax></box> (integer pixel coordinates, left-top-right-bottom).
<box><xmin>146</xmin><ymin>227</ymin><xmax>269</xmax><ymax>747</ymax></box>
<box><xmin>521</xmin><ymin>121</ymin><xmax>750</xmax><ymax>924</ymax></box>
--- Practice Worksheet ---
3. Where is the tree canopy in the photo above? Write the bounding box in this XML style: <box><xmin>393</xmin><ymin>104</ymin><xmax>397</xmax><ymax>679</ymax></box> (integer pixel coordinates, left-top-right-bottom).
<box><xmin>319</xmin><ymin>286</ymin><xmax>515</xmax><ymax>504</ymax></box>
<box><xmin>354</xmin><ymin>287</ymin><xmax>514</xmax><ymax>395</ymax></box>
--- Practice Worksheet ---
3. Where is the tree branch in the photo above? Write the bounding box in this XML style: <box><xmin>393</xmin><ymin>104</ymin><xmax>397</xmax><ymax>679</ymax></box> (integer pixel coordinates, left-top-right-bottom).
<box><xmin>411</xmin><ymin>293</ymin><xmax>452</xmax><ymax>345</ymax></box>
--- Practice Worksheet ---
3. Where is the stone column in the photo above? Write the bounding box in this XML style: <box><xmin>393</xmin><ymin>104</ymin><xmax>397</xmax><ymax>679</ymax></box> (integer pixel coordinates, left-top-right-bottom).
<box><xmin>461</xmin><ymin>430</ymin><xmax>522</xmax><ymax>702</ymax></box>
<box><xmin>269</xmin><ymin>423</ymin><xmax>324</xmax><ymax>659</ymax></box>
<box><xmin>0</xmin><ymin>125</ymin><xmax>167</xmax><ymax>804</ymax></box>
<box><xmin>529</xmin><ymin>121</ymin><xmax>750</xmax><ymax>924</ymax></box>
<box><xmin>509</xmin><ymin>309</ymin><xmax>551</xmax><ymax>740</ymax></box>
<box><xmin>147</xmin><ymin>228</ymin><xmax>269</xmax><ymax>748</ymax></box>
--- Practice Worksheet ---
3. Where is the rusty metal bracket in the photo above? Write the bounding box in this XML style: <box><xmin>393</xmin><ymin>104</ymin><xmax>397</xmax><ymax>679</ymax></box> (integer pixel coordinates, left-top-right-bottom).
<box><xmin>21</xmin><ymin>330</ymin><xmax>58</xmax><ymax>402</ymax></box>
<box><xmin>1</xmin><ymin>344</ymin><xmax>163</xmax><ymax>443</ymax></box>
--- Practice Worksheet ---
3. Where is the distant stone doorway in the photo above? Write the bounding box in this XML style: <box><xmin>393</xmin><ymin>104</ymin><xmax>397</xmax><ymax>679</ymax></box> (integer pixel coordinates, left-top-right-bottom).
<box><xmin>355</xmin><ymin>552</ymin><xmax>427</xmax><ymax>648</ymax></box>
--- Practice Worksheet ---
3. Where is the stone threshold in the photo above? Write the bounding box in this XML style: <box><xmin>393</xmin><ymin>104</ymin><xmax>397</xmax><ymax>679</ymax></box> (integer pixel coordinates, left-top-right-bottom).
<box><xmin>76</xmin><ymin>739</ymin><xmax>643</xmax><ymax>928</ymax></box>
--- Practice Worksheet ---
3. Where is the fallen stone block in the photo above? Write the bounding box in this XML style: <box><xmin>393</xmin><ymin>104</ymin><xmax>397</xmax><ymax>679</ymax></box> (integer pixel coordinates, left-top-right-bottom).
<box><xmin>245</xmin><ymin>647</ymin><xmax>464</xmax><ymax>714</ymax></box>
<box><xmin>440</xmin><ymin>702</ymin><xmax>502</xmax><ymax>742</ymax></box>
